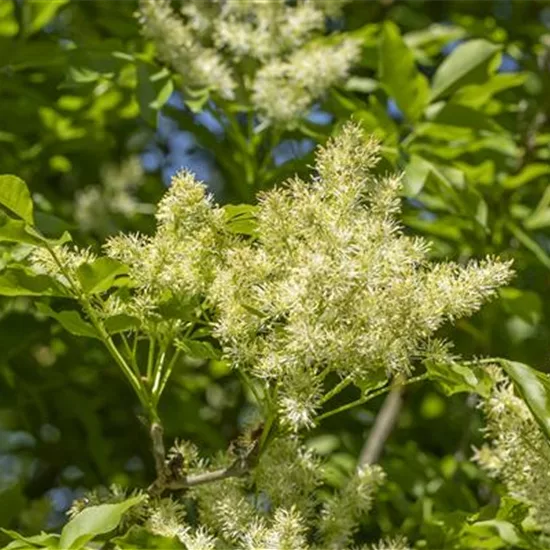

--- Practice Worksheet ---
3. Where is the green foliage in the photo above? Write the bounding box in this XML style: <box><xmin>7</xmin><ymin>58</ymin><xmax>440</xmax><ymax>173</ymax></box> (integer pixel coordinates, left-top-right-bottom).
<box><xmin>3</xmin><ymin>1</ymin><xmax>550</xmax><ymax>549</ymax></box>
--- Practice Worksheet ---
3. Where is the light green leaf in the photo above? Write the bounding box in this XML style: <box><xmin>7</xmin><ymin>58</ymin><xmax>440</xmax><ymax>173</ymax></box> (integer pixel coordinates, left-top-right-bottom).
<box><xmin>426</xmin><ymin>361</ymin><xmax>491</xmax><ymax>397</ymax></box>
<box><xmin>502</xmin><ymin>163</ymin><xmax>550</xmax><ymax>189</ymax></box>
<box><xmin>59</xmin><ymin>495</ymin><xmax>145</xmax><ymax>550</ymax></box>
<box><xmin>24</xmin><ymin>0</ymin><xmax>68</xmax><ymax>35</ymax></box>
<box><xmin>0</xmin><ymin>270</ymin><xmax>69</xmax><ymax>297</ymax></box>
<box><xmin>429</xmin><ymin>102</ymin><xmax>502</xmax><ymax>132</ymax></box>
<box><xmin>453</xmin><ymin>72</ymin><xmax>527</xmax><ymax>108</ymax></box>
<box><xmin>37</xmin><ymin>304</ymin><xmax>100</xmax><ymax>340</ymax></box>
<box><xmin>430</xmin><ymin>39</ymin><xmax>501</xmax><ymax>102</ymax></box>
<box><xmin>0</xmin><ymin>175</ymin><xmax>34</xmax><ymax>225</ymax></box>
<box><xmin>500</xmin><ymin>360</ymin><xmax>550</xmax><ymax>442</ymax></box>
<box><xmin>76</xmin><ymin>257</ymin><xmax>128</xmax><ymax>294</ymax></box>
<box><xmin>344</xmin><ymin>76</ymin><xmax>378</xmax><ymax>93</ymax></box>
<box><xmin>223</xmin><ymin>204</ymin><xmax>258</xmax><ymax>237</ymax></box>
<box><xmin>1</xmin><ymin>528</ymin><xmax>60</xmax><ymax>549</ymax></box>
<box><xmin>111</xmin><ymin>526</ymin><xmax>186</xmax><ymax>549</ymax></box>
<box><xmin>150</xmin><ymin>78</ymin><xmax>174</xmax><ymax>110</ymax></box>
<box><xmin>525</xmin><ymin>208</ymin><xmax>550</xmax><ymax>230</ymax></box>
<box><xmin>379</xmin><ymin>22</ymin><xmax>429</xmax><ymax>121</ymax></box>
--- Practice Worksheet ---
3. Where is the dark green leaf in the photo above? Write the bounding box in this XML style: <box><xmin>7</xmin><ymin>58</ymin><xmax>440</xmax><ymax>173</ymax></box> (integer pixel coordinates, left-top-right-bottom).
<box><xmin>37</xmin><ymin>304</ymin><xmax>100</xmax><ymax>340</ymax></box>
<box><xmin>176</xmin><ymin>339</ymin><xmax>221</xmax><ymax>360</ymax></box>
<box><xmin>0</xmin><ymin>270</ymin><xmax>68</xmax><ymax>297</ymax></box>
<box><xmin>500</xmin><ymin>360</ymin><xmax>550</xmax><ymax>442</ymax></box>
<box><xmin>104</xmin><ymin>314</ymin><xmax>140</xmax><ymax>334</ymax></box>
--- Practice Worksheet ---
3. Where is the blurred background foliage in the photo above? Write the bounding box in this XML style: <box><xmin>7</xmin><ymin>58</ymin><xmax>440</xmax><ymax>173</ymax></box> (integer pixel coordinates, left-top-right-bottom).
<box><xmin>2</xmin><ymin>0</ymin><xmax>550</xmax><ymax>547</ymax></box>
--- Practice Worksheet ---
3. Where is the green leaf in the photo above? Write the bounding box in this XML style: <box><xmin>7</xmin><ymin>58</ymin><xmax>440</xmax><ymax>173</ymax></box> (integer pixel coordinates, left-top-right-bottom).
<box><xmin>502</xmin><ymin>163</ymin><xmax>550</xmax><ymax>189</ymax></box>
<box><xmin>506</xmin><ymin>221</ymin><xmax>550</xmax><ymax>270</ymax></box>
<box><xmin>428</xmin><ymin>102</ymin><xmax>502</xmax><ymax>132</ymax></box>
<box><xmin>500</xmin><ymin>360</ymin><xmax>550</xmax><ymax>442</ymax></box>
<box><xmin>76</xmin><ymin>257</ymin><xmax>128</xmax><ymax>294</ymax></box>
<box><xmin>379</xmin><ymin>22</ymin><xmax>429</xmax><ymax>121</ymax></box>
<box><xmin>223</xmin><ymin>204</ymin><xmax>258</xmax><ymax>237</ymax></box>
<box><xmin>104</xmin><ymin>314</ymin><xmax>140</xmax><ymax>334</ymax></box>
<box><xmin>59</xmin><ymin>495</ymin><xmax>145</xmax><ymax>550</ymax></box>
<box><xmin>24</xmin><ymin>0</ymin><xmax>68</xmax><ymax>36</ymax></box>
<box><xmin>37</xmin><ymin>304</ymin><xmax>100</xmax><ymax>340</ymax></box>
<box><xmin>111</xmin><ymin>526</ymin><xmax>186</xmax><ymax>549</ymax></box>
<box><xmin>499</xmin><ymin>288</ymin><xmax>542</xmax><ymax>325</ymax></box>
<box><xmin>1</xmin><ymin>528</ymin><xmax>60</xmax><ymax>549</ymax></box>
<box><xmin>430</xmin><ymin>39</ymin><xmax>501</xmax><ymax>102</ymax></box>
<box><xmin>426</xmin><ymin>361</ymin><xmax>492</xmax><ymax>397</ymax></box>
<box><xmin>150</xmin><ymin>77</ymin><xmax>174</xmax><ymax>110</ymax></box>
<box><xmin>0</xmin><ymin>270</ymin><xmax>69</xmax><ymax>297</ymax></box>
<box><xmin>525</xmin><ymin>208</ymin><xmax>550</xmax><ymax>230</ymax></box>
<box><xmin>453</xmin><ymin>73</ymin><xmax>527</xmax><ymax>108</ymax></box>
<box><xmin>176</xmin><ymin>338</ymin><xmax>221</xmax><ymax>360</ymax></box>
<box><xmin>0</xmin><ymin>175</ymin><xmax>34</xmax><ymax>225</ymax></box>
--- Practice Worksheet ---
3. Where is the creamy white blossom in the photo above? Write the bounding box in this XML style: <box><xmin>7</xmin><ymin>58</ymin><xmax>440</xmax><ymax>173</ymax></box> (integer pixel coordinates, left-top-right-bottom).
<box><xmin>475</xmin><ymin>366</ymin><xmax>550</xmax><ymax>532</ymax></box>
<box><xmin>138</xmin><ymin>0</ymin><xmax>359</xmax><ymax>124</ymax></box>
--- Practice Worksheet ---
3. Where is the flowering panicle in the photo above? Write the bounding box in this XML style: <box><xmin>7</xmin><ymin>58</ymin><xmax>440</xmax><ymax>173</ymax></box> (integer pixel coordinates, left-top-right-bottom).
<box><xmin>210</xmin><ymin>123</ymin><xmax>513</xmax><ymax>429</ymax></box>
<box><xmin>475</xmin><ymin>366</ymin><xmax>550</xmax><ymax>532</ymax></box>
<box><xmin>139</xmin><ymin>0</ymin><xmax>360</xmax><ymax>125</ymax></box>
<box><xmin>75</xmin><ymin>157</ymin><xmax>153</xmax><ymax>235</ymax></box>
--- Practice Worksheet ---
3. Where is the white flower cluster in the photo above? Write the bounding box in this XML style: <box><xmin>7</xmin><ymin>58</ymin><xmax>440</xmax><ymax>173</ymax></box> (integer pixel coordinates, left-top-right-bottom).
<box><xmin>75</xmin><ymin>157</ymin><xmax>153</xmax><ymax>236</ymax></box>
<box><xmin>139</xmin><ymin>0</ymin><xmax>360</xmax><ymax>124</ymax></box>
<box><xmin>32</xmin><ymin>124</ymin><xmax>512</xmax><ymax>432</ymax></box>
<box><xmin>475</xmin><ymin>366</ymin><xmax>550</xmax><ymax>532</ymax></box>
<box><xmin>186</xmin><ymin>436</ymin><xmax>386</xmax><ymax>549</ymax></box>
<box><xmin>210</xmin><ymin>124</ymin><xmax>513</xmax><ymax>429</ymax></box>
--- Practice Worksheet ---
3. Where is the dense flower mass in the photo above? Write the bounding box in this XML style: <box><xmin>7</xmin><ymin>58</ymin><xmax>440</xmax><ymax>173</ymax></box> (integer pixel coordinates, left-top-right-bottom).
<box><xmin>209</xmin><ymin>124</ymin><xmax>512</xmax><ymax>429</ymax></box>
<box><xmin>475</xmin><ymin>366</ymin><xmax>550</xmax><ymax>533</ymax></box>
<box><xmin>53</xmin><ymin>122</ymin><xmax>513</xmax><ymax>431</ymax></box>
<box><xmin>138</xmin><ymin>0</ymin><xmax>360</xmax><ymax>124</ymax></box>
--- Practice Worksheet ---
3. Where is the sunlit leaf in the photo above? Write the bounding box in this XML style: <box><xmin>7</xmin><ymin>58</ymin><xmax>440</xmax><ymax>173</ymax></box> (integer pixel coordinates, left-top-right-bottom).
<box><xmin>379</xmin><ymin>22</ymin><xmax>429</xmax><ymax>121</ymax></box>
<box><xmin>76</xmin><ymin>257</ymin><xmax>128</xmax><ymax>294</ymax></box>
<box><xmin>59</xmin><ymin>495</ymin><xmax>145</xmax><ymax>549</ymax></box>
<box><xmin>0</xmin><ymin>175</ymin><xmax>34</xmax><ymax>225</ymax></box>
<box><xmin>430</xmin><ymin>39</ymin><xmax>501</xmax><ymax>102</ymax></box>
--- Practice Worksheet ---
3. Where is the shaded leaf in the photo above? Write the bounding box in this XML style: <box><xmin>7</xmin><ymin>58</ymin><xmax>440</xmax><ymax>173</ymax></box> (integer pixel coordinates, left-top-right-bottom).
<box><xmin>176</xmin><ymin>338</ymin><xmax>221</xmax><ymax>360</ymax></box>
<box><xmin>500</xmin><ymin>360</ymin><xmax>550</xmax><ymax>442</ymax></box>
<box><xmin>426</xmin><ymin>361</ymin><xmax>492</xmax><ymax>397</ymax></box>
<box><xmin>0</xmin><ymin>270</ymin><xmax>68</xmax><ymax>297</ymax></box>
<box><xmin>37</xmin><ymin>304</ymin><xmax>100</xmax><ymax>340</ymax></box>
<box><xmin>104</xmin><ymin>314</ymin><xmax>140</xmax><ymax>334</ymax></box>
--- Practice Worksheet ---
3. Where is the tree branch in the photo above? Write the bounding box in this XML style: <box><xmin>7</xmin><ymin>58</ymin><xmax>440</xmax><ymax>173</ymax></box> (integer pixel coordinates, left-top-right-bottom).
<box><xmin>357</xmin><ymin>385</ymin><xmax>403</xmax><ymax>468</ymax></box>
